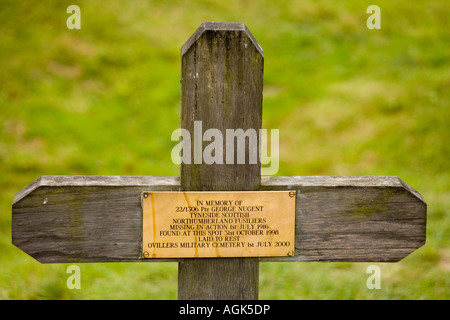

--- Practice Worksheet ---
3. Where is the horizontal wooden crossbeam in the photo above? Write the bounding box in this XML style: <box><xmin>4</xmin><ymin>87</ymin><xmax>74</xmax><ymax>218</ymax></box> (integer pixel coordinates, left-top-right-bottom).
<box><xmin>12</xmin><ymin>175</ymin><xmax>426</xmax><ymax>263</ymax></box>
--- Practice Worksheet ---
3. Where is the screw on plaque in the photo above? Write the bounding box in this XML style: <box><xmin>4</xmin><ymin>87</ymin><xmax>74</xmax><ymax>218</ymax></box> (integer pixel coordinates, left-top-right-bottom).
<box><xmin>289</xmin><ymin>191</ymin><xmax>295</xmax><ymax>198</ymax></box>
<box><xmin>287</xmin><ymin>250</ymin><xmax>294</xmax><ymax>256</ymax></box>
<box><xmin>144</xmin><ymin>193</ymin><xmax>148</xmax><ymax>198</ymax></box>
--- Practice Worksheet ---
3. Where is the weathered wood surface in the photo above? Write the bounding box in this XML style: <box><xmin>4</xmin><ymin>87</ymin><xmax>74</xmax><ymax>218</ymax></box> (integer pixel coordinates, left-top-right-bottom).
<box><xmin>178</xmin><ymin>22</ymin><xmax>263</xmax><ymax>300</ymax></box>
<box><xmin>261</xmin><ymin>176</ymin><xmax>426</xmax><ymax>262</ymax></box>
<box><xmin>12</xmin><ymin>176</ymin><xmax>426</xmax><ymax>263</ymax></box>
<box><xmin>12</xmin><ymin>176</ymin><xmax>178</xmax><ymax>263</ymax></box>
<box><xmin>180</xmin><ymin>22</ymin><xmax>263</xmax><ymax>191</ymax></box>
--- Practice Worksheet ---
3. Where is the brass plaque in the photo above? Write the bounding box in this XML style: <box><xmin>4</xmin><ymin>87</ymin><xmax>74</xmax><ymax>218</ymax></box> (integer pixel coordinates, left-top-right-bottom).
<box><xmin>142</xmin><ymin>191</ymin><xmax>296</xmax><ymax>258</ymax></box>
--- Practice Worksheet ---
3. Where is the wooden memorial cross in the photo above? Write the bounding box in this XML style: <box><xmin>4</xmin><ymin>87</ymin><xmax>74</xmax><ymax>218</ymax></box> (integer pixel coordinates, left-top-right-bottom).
<box><xmin>12</xmin><ymin>22</ymin><xmax>426</xmax><ymax>300</ymax></box>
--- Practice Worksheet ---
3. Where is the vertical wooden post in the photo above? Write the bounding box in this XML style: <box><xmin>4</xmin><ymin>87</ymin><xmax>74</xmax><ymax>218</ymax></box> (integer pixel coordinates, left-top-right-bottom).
<box><xmin>178</xmin><ymin>22</ymin><xmax>264</xmax><ymax>299</ymax></box>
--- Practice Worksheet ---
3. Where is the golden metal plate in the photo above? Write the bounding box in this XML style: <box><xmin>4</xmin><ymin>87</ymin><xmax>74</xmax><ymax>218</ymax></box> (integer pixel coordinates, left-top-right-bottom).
<box><xmin>142</xmin><ymin>191</ymin><xmax>296</xmax><ymax>258</ymax></box>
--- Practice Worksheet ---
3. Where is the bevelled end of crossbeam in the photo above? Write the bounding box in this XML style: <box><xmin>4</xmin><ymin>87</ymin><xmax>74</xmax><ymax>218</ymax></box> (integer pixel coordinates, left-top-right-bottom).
<box><xmin>262</xmin><ymin>176</ymin><xmax>427</xmax><ymax>262</ymax></box>
<box><xmin>12</xmin><ymin>176</ymin><xmax>180</xmax><ymax>263</ymax></box>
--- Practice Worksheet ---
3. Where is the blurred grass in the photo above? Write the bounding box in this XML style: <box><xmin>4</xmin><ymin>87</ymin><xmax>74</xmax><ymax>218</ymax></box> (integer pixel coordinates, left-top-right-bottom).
<box><xmin>1</xmin><ymin>0</ymin><xmax>449</xmax><ymax>299</ymax></box>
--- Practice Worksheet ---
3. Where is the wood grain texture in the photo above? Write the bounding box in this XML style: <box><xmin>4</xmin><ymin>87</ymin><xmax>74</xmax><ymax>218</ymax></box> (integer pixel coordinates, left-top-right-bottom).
<box><xmin>180</xmin><ymin>22</ymin><xmax>263</xmax><ymax>191</ymax></box>
<box><xmin>178</xmin><ymin>22</ymin><xmax>263</xmax><ymax>300</ymax></box>
<box><xmin>12</xmin><ymin>176</ymin><xmax>179</xmax><ymax>263</ymax></box>
<box><xmin>12</xmin><ymin>176</ymin><xmax>426</xmax><ymax>263</ymax></box>
<box><xmin>261</xmin><ymin>176</ymin><xmax>426</xmax><ymax>262</ymax></box>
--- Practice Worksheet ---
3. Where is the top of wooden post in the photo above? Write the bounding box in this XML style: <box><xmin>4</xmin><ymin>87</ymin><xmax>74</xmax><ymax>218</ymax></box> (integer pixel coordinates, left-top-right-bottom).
<box><xmin>180</xmin><ymin>22</ymin><xmax>264</xmax><ymax>191</ymax></box>
<box><xmin>181</xmin><ymin>22</ymin><xmax>263</xmax><ymax>57</ymax></box>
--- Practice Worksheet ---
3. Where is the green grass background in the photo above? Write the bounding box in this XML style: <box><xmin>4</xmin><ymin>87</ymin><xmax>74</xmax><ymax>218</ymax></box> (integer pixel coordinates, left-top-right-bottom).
<box><xmin>1</xmin><ymin>0</ymin><xmax>449</xmax><ymax>299</ymax></box>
